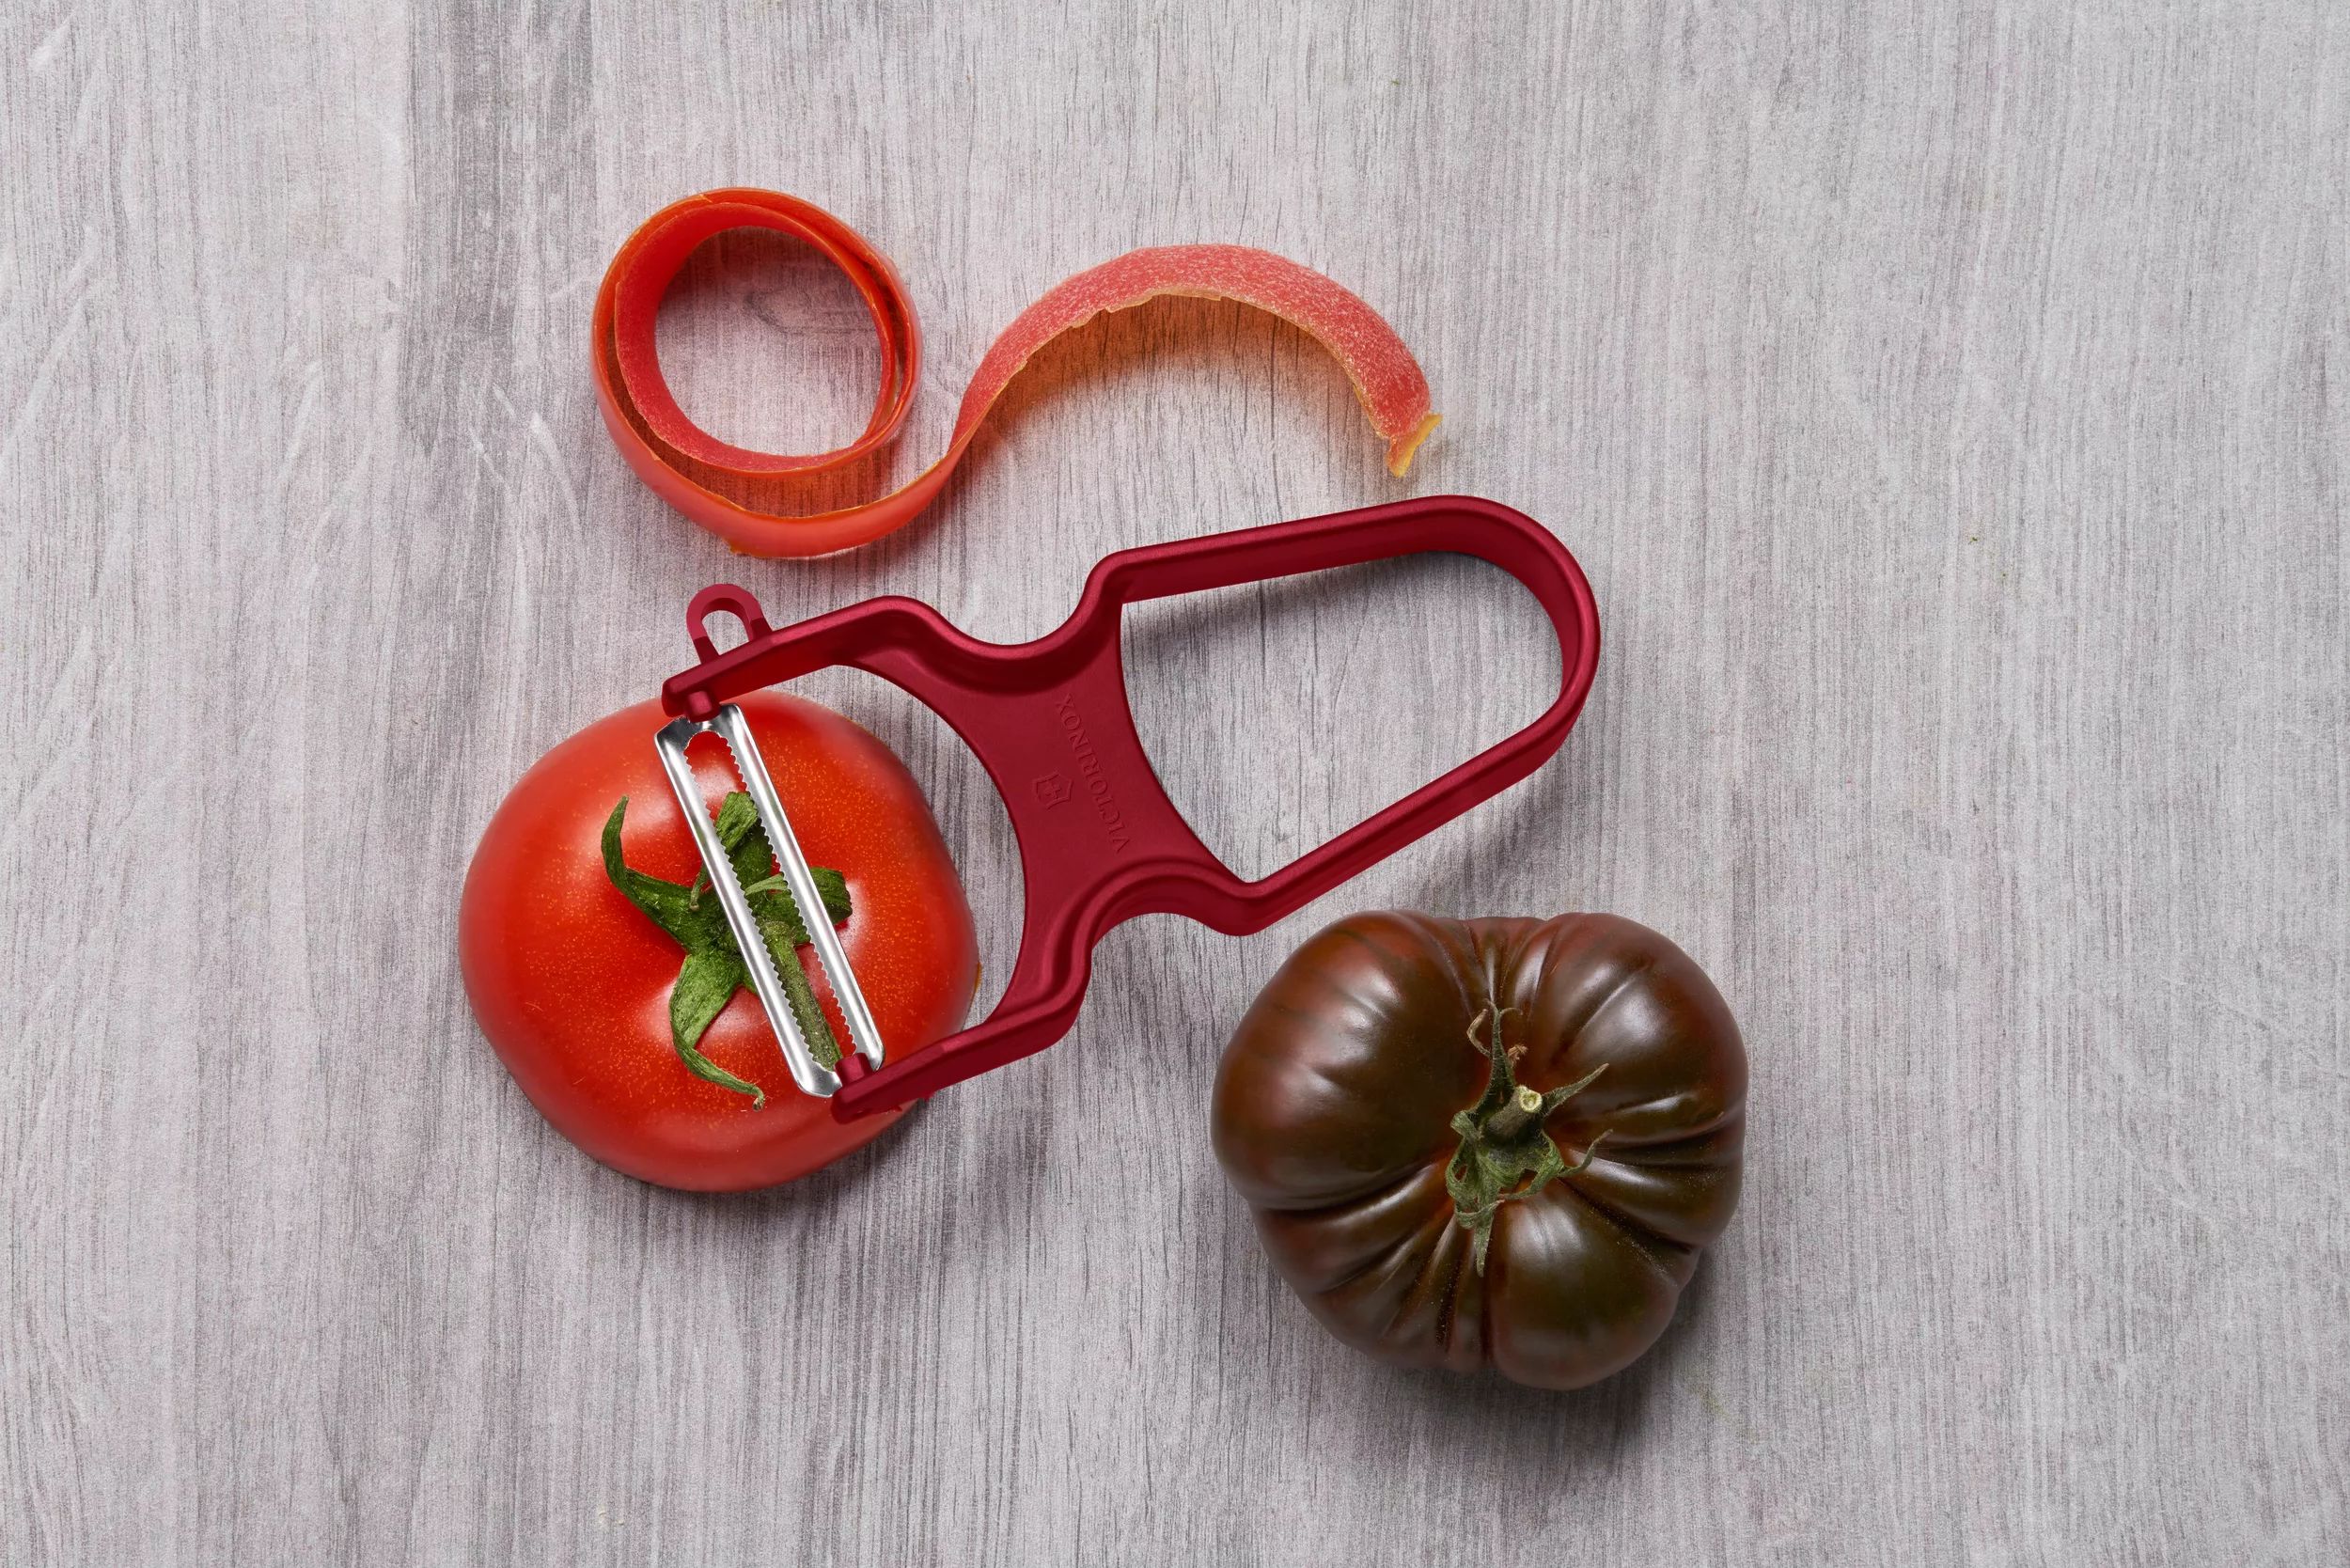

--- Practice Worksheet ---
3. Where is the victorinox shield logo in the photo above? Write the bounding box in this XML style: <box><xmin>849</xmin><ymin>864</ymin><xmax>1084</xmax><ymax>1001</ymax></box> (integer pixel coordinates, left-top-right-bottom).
<box><xmin>1033</xmin><ymin>772</ymin><xmax>1073</xmax><ymax>807</ymax></box>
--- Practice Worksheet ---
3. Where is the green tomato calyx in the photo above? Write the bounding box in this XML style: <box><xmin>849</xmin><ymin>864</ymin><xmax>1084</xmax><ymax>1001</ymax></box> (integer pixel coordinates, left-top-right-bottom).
<box><xmin>1444</xmin><ymin>1008</ymin><xmax>1613</xmax><ymax>1274</ymax></box>
<box><xmin>600</xmin><ymin>792</ymin><xmax>853</xmax><ymax>1105</ymax></box>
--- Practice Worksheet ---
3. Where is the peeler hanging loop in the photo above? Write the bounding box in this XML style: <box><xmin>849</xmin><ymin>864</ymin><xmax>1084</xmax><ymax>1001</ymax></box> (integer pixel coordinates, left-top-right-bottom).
<box><xmin>683</xmin><ymin>585</ymin><xmax>776</xmax><ymax>667</ymax></box>
<box><xmin>656</xmin><ymin>495</ymin><xmax>1601</xmax><ymax>1120</ymax></box>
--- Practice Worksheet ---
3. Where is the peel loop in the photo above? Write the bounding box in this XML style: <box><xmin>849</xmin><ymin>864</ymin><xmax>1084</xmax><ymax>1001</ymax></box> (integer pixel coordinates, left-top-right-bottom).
<box><xmin>593</xmin><ymin>189</ymin><xmax>1438</xmax><ymax>557</ymax></box>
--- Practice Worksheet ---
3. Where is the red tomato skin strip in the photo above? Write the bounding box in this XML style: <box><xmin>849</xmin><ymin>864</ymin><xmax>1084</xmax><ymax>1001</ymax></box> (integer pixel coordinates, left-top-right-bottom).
<box><xmin>592</xmin><ymin>189</ymin><xmax>1438</xmax><ymax>557</ymax></box>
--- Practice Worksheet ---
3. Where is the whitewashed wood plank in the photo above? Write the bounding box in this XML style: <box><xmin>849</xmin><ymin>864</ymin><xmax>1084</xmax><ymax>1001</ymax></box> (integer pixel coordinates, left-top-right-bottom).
<box><xmin>3</xmin><ymin>1</ymin><xmax>2344</xmax><ymax>1562</ymax></box>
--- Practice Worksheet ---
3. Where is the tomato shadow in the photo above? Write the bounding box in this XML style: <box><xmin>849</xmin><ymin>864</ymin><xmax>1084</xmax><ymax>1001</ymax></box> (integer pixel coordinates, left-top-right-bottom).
<box><xmin>618</xmin><ymin>1077</ymin><xmax>1057</xmax><ymax>1273</ymax></box>
<box><xmin>1387</xmin><ymin>1254</ymin><xmax>1718</xmax><ymax>1433</ymax></box>
<box><xmin>634</xmin><ymin>1094</ymin><xmax>941</xmax><ymax>1220</ymax></box>
<box><xmin>1259</xmin><ymin>1252</ymin><xmax>1727</xmax><ymax>1493</ymax></box>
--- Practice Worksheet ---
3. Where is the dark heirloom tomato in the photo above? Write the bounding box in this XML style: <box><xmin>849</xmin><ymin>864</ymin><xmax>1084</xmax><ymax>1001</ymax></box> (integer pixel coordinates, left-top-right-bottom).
<box><xmin>1212</xmin><ymin>912</ymin><xmax>1746</xmax><ymax>1390</ymax></box>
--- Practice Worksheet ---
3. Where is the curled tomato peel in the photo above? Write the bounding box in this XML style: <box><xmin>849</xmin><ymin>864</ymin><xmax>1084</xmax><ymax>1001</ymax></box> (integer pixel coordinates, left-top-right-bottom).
<box><xmin>591</xmin><ymin>188</ymin><xmax>1439</xmax><ymax>557</ymax></box>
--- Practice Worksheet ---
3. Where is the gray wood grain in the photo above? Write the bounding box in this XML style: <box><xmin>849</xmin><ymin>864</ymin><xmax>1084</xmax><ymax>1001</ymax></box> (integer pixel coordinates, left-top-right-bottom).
<box><xmin>6</xmin><ymin>1</ymin><xmax>2346</xmax><ymax>1562</ymax></box>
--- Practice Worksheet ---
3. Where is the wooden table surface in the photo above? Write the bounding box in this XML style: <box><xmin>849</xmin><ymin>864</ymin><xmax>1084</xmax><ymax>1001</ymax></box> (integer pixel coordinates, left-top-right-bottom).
<box><xmin>6</xmin><ymin>3</ymin><xmax>2344</xmax><ymax>1563</ymax></box>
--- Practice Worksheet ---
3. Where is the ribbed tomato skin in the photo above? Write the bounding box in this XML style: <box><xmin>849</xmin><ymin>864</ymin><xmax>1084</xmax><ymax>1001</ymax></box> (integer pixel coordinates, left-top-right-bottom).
<box><xmin>1213</xmin><ymin>912</ymin><xmax>1745</xmax><ymax>1389</ymax></box>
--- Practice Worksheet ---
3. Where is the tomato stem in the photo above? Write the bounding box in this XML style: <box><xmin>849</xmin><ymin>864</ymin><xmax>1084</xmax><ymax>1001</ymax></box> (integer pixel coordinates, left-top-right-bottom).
<box><xmin>1485</xmin><ymin>1083</ymin><xmax>1549</xmax><ymax>1142</ymax></box>
<box><xmin>1444</xmin><ymin>1009</ymin><xmax>1613</xmax><ymax>1273</ymax></box>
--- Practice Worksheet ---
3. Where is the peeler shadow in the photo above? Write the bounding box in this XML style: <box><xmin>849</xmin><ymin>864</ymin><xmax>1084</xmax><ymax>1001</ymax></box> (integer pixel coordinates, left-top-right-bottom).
<box><xmin>1386</xmin><ymin>748</ymin><xmax>1599</xmax><ymax>919</ymax></box>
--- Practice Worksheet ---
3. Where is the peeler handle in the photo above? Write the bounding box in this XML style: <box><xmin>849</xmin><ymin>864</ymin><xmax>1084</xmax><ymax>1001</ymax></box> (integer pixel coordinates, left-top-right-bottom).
<box><xmin>660</xmin><ymin>495</ymin><xmax>1600</xmax><ymax>1120</ymax></box>
<box><xmin>1080</xmin><ymin>495</ymin><xmax>1601</xmax><ymax>927</ymax></box>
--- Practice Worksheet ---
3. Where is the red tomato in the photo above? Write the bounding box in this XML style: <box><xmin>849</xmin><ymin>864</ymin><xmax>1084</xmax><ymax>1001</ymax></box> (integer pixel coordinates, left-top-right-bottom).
<box><xmin>460</xmin><ymin>691</ymin><xmax>979</xmax><ymax>1189</ymax></box>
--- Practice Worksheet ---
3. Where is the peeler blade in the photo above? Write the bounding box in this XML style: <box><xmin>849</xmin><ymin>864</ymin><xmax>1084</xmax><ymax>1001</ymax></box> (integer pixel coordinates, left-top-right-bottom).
<box><xmin>651</xmin><ymin>706</ymin><xmax>885</xmax><ymax>1099</ymax></box>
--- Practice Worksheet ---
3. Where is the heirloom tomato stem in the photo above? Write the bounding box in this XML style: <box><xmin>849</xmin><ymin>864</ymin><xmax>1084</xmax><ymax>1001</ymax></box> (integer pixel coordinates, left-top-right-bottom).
<box><xmin>1444</xmin><ymin>1009</ymin><xmax>1614</xmax><ymax>1273</ymax></box>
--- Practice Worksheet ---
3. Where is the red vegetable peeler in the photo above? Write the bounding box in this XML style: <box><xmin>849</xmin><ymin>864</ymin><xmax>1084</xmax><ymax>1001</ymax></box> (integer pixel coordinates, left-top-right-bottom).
<box><xmin>655</xmin><ymin>494</ymin><xmax>1600</xmax><ymax>1122</ymax></box>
